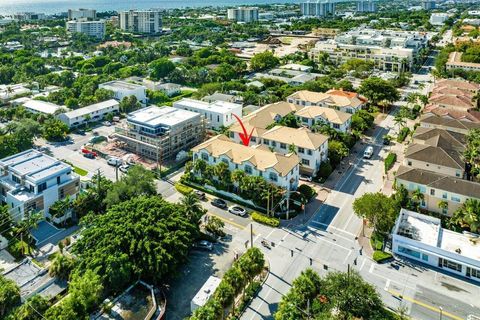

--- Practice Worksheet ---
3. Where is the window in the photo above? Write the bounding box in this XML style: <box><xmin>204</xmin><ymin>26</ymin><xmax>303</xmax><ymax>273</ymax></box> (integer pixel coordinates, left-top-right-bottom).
<box><xmin>467</xmin><ymin>267</ymin><xmax>480</xmax><ymax>279</ymax></box>
<box><xmin>455</xmin><ymin>171</ymin><xmax>461</xmax><ymax>177</ymax></box>
<box><xmin>201</xmin><ymin>153</ymin><xmax>209</xmax><ymax>161</ymax></box>
<box><xmin>263</xmin><ymin>139</ymin><xmax>269</xmax><ymax>145</ymax></box>
<box><xmin>38</xmin><ymin>182</ymin><xmax>47</xmax><ymax>193</ymax></box>
<box><xmin>398</xmin><ymin>246</ymin><xmax>421</xmax><ymax>259</ymax></box>
<box><xmin>217</xmin><ymin>115</ymin><xmax>220</xmax><ymax>122</ymax></box>
<box><xmin>12</xmin><ymin>175</ymin><xmax>21</xmax><ymax>184</ymax></box>
<box><xmin>222</xmin><ymin>159</ymin><xmax>229</xmax><ymax>165</ymax></box>
<box><xmin>280</xmin><ymin>143</ymin><xmax>287</xmax><ymax>149</ymax></box>
<box><xmin>57</xmin><ymin>176</ymin><xmax>61</xmax><ymax>185</ymax></box>
<box><xmin>451</xmin><ymin>196</ymin><xmax>461</xmax><ymax>203</ymax></box>
<box><xmin>301</xmin><ymin>159</ymin><xmax>310</xmax><ymax>165</ymax></box>
<box><xmin>269</xmin><ymin>172</ymin><xmax>278</xmax><ymax>182</ymax></box>
<box><xmin>271</xmin><ymin>141</ymin><xmax>277</xmax><ymax>147</ymax></box>
<box><xmin>421</xmin><ymin>254</ymin><xmax>428</xmax><ymax>261</ymax></box>
<box><xmin>245</xmin><ymin>165</ymin><xmax>252</xmax><ymax>174</ymax></box>
<box><xmin>298</xmin><ymin>147</ymin><xmax>305</xmax><ymax>154</ymax></box>
<box><xmin>442</xmin><ymin>193</ymin><xmax>448</xmax><ymax>199</ymax></box>
<box><xmin>407</xmin><ymin>161</ymin><xmax>412</xmax><ymax>166</ymax></box>
<box><xmin>302</xmin><ymin>117</ymin><xmax>308</xmax><ymax>123</ymax></box>
<box><xmin>307</xmin><ymin>149</ymin><xmax>312</xmax><ymax>156</ymax></box>
<box><xmin>251</xmin><ymin>136</ymin><xmax>256</xmax><ymax>142</ymax></box>
<box><xmin>439</xmin><ymin>258</ymin><xmax>462</xmax><ymax>272</ymax></box>
<box><xmin>230</xmin><ymin>132</ymin><xmax>234</xmax><ymax>138</ymax></box>
<box><xmin>333</xmin><ymin>123</ymin><xmax>340</xmax><ymax>129</ymax></box>
<box><xmin>430</xmin><ymin>189</ymin><xmax>435</xmax><ymax>196</ymax></box>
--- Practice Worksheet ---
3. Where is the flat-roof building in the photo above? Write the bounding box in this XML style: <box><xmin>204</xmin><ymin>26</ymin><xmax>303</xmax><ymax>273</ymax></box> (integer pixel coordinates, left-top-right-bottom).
<box><xmin>173</xmin><ymin>98</ymin><xmax>242</xmax><ymax>130</ymax></box>
<box><xmin>99</xmin><ymin>80</ymin><xmax>147</xmax><ymax>105</ymax></box>
<box><xmin>57</xmin><ymin>99</ymin><xmax>119</xmax><ymax>128</ymax></box>
<box><xmin>66</xmin><ymin>20</ymin><xmax>106</xmax><ymax>39</ymax></box>
<box><xmin>68</xmin><ymin>8</ymin><xmax>96</xmax><ymax>20</ymax></box>
<box><xmin>393</xmin><ymin>208</ymin><xmax>480</xmax><ymax>283</ymax></box>
<box><xmin>119</xmin><ymin>10</ymin><xmax>163</xmax><ymax>34</ymax></box>
<box><xmin>227</xmin><ymin>7</ymin><xmax>259</xmax><ymax>23</ymax></box>
<box><xmin>22</xmin><ymin>99</ymin><xmax>66</xmax><ymax>115</ymax></box>
<box><xmin>114</xmin><ymin>106</ymin><xmax>205</xmax><ymax>161</ymax></box>
<box><xmin>0</xmin><ymin>150</ymin><xmax>80</xmax><ymax>223</ymax></box>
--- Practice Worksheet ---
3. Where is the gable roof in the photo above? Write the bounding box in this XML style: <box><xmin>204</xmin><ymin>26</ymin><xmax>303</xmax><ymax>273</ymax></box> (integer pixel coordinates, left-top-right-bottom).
<box><xmin>396</xmin><ymin>166</ymin><xmax>480</xmax><ymax>199</ymax></box>
<box><xmin>405</xmin><ymin>143</ymin><xmax>464</xmax><ymax>170</ymax></box>
<box><xmin>295</xmin><ymin>106</ymin><xmax>352</xmax><ymax>124</ymax></box>
<box><xmin>413</xmin><ymin>127</ymin><xmax>465</xmax><ymax>150</ymax></box>
<box><xmin>192</xmin><ymin>135</ymin><xmax>299</xmax><ymax>176</ymax></box>
<box><xmin>261</xmin><ymin>126</ymin><xmax>328</xmax><ymax>150</ymax></box>
<box><xmin>288</xmin><ymin>90</ymin><xmax>365</xmax><ymax>109</ymax></box>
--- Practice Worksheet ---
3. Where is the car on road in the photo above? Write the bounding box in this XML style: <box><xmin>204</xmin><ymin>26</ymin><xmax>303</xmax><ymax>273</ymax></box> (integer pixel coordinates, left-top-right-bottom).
<box><xmin>119</xmin><ymin>164</ymin><xmax>130</xmax><ymax>173</ymax></box>
<box><xmin>107</xmin><ymin>156</ymin><xmax>122</xmax><ymax>166</ymax></box>
<box><xmin>363</xmin><ymin>146</ymin><xmax>374</xmax><ymax>159</ymax></box>
<box><xmin>300</xmin><ymin>174</ymin><xmax>312</xmax><ymax>182</ymax></box>
<box><xmin>211</xmin><ymin>198</ymin><xmax>227</xmax><ymax>209</ymax></box>
<box><xmin>83</xmin><ymin>152</ymin><xmax>95</xmax><ymax>159</ymax></box>
<box><xmin>102</xmin><ymin>121</ymin><xmax>112</xmax><ymax>126</ymax></box>
<box><xmin>88</xmin><ymin>136</ymin><xmax>107</xmax><ymax>144</ymax></box>
<box><xmin>194</xmin><ymin>190</ymin><xmax>206</xmax><ymax>200</ymax></box>
<box><xmin>193</xmin><ymin>240</ymin><xmax>213</xmax><ymax>251</ymax></box>
<box><xmin>228</xmin><ymin>205</ymin><xmax>247</xmax><ymax>217</ymax></box>
<box><xmin>81</xmin><ymin>148</ymin><xmax>97</xmax><ymax>157</ymax></box>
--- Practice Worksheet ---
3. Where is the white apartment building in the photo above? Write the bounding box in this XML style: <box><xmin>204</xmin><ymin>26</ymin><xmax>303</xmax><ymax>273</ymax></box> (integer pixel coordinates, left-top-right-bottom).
<box><xmin>300</xmin><ymin>1</ymin><xmax>336</xmax><ymax>17</ymax></box>
<box><xmin>173</xmin><ymin>98</ymin><xmax>242</xmax><ymax>130</ymax></box>
<box><xmin>119</xmin><ymin>10</ymin><xmax>163</xmax><ymax>34</ymax></box>
<box><xmin>356</xmin><ymin>0</ymin><xmax>377</xmax><ymax>12</ymax></box>
<box><xmin>422</xmin><ymin>1</ymin><xmax>436</xmax><ymax>10</ymax></box>
<box><xmin>22</xmin><ymin>99</ymin><xmax>65</xmax><ymax>115</ymax></box>
<box><xmin>309</xmin><ymin>28</ymin><xmax>428</xmax><ymax>73</ymax></box>
<box><xmin>0</xmin><ymin>83</ymin><xmax>31</xmax><ymax>103</ymax></box>
<box><xmin>295</xmin><ymin>106</ymin><xmax>352</xmax><ymax>133</ymax></box>
<box><xmin>114</xmin><ymin>106</ymin><xmax>205</xmax><ymax>161</ymax></box>
<box><xmin>287</xmin><ymin>90</ymin><xmax>367</xmax><ymax>114</ymax></box>
<box><xmin>57</xmin><ymin>99</ymin><xmax>119</xmax><ymax>128</ymax></box>
<box><xmin>0</xmin><ymin>150</ymin><xmax>80</xmax><ymax>222</ymax></box>
<box><xmin>227</xmin><ymin>7</ymin><xmax>259</xmax><ymax>22</ymax></box>
<box><xmin>68</xmin><ymin>8</ymin><xmax>96</xmax><ymax>20</ymax></box>
<box><xmin>66</xmin><ymin>19</ymin><xmax>106</xmax><ymax>39</ymax></box>
<box><xmin>430</xmin><ymin>13</ymin><xmax>450</xmax><ymax>26</ymax></box>
<box><xmin>232</xmin><ymin>126</ymin><xmax>329</xmax><ymax>177</ymax></box>
<box><xmin>99</xmin><ymin>80</ymin><xmax>147</xmax><ymax>105</ymax></box>
<box><xmin>13</xmin><ymin>12</ymin><xmax>46</xmax><ymax>21</ymax></box>
<box><xmin>446</xmin><ymin>52</ymin><xmax>480</xmax><ymax>72</ymax></box>
<box><xmin>392</xmin><ymin>208</ymin><xmax>480</xmax><ymax>283</ymax></box>
<box><xmin>192</xmin><ymin>135</ymin><xmax>300</xmax><ymax>190</ymax></box>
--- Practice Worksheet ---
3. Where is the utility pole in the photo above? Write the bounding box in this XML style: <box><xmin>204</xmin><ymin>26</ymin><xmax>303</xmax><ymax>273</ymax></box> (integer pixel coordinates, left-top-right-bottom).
<box><xmin>96</xmin><ymin>168</ymin><xmax>101</xmax><ymax>194</ymax></box>
<box><xmin>115</xmin><ymin>165</ymin><xmax>119</xmax><ymax>182</ymax></box>
<box><xmin>286</xmin><ymin>191</ymin><xmax>290</xmax><ymax>220</ymax></box>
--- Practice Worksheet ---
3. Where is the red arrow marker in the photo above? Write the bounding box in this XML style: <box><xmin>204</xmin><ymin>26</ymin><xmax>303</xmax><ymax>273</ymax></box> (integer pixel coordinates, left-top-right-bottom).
<box><xmin>232</xmin><ymin>114</ymin><xmax>253</xmax><ymax>146</ymax></box>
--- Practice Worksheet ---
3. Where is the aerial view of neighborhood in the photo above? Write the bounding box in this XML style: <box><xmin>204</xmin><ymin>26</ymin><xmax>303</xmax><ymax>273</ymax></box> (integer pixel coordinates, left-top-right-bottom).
<box><xmin>0</xmin><ymin>0</ymin><xmax>480</xmax><ymax>319</ymax></box>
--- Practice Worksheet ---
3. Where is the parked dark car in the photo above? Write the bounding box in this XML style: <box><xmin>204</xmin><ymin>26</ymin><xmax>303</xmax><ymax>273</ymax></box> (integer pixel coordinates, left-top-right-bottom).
<box><xmin>194</xmin><ymin>190</ymin><xmax>206</xmax><ymax>200</ymax></box>
<box><xmin>193</xmin><ymin>240</ymin><xmax>213</xmax><ymax>251</ymax></box>
<box><xmin>83</xmin><ymin>152</ymin><xmax>95</xmax><ymax>159</ymax></box>
<box><xmin>211</xmin><ymin>198</ymin><xmax>227</xmax><ymax>209</ymax></box>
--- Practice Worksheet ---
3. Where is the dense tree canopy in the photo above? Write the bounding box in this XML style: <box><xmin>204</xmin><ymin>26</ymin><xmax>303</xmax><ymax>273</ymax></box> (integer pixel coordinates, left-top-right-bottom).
<box><xmin>353</xmin><ymin>192</ymin><xmax>398</xmax><ymax>235</ymax></box>
<box><xmin>74</xmin><ymin>196</ymin><xmax>200</xmax><ymax>294</ymax></box>
<box><xmin>358</xmin><ymin>77</ymin><xmax>400</xmax><ymax>106</ymax></box>
<box><xmin>250</xmin><ymin>51</ymin><xmax>280</xmax><ymax>71</ymax></box>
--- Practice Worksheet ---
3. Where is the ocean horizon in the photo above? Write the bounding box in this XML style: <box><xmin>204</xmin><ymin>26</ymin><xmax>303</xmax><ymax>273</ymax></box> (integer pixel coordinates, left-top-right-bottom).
<box><xmin>0</xmin><ymin>0</ymin><xmax>299</xmax><ymax>16</ymax></box>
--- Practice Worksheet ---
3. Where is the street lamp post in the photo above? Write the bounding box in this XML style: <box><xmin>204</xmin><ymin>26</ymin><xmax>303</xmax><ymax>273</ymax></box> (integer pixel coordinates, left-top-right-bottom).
<box><xmin>439</xmin><ymin>306</ymin><xmax>443</xmax><ymax>320</ymax></box>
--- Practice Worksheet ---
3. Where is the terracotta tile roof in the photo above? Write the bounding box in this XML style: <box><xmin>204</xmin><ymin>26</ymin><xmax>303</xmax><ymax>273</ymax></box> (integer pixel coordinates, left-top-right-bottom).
<box><xmin>192</xmin><ymin>135</ymin><xmax>299</xmax><ymax>176</ymax></box>
<box><xmin>261</xmin><ymin>126</ymin><xmax>328</xmax><ymax>150</ymax></box>
<box><xmin>295</xmin><ymin>106</ymin><xmax>352</xmax><ymax>124</ymax></box>
<box><xmin>288</xmin><ymin>90</ymin><xmax>365</xmax><ymax>109</ymax></box>
<box><xmin>423</xmin><ymin>106</ymin><xmax>480</xmax><ymax>122</ymax></box>
<box><xmin>435</xmin><ymin>79</ymin><xmax>480</xmax><ymax>92</ymax></box>
<box><xmin>396</xmin><ymin>166</ymin><xmax>480</xmax><ymax>199</ymax></box>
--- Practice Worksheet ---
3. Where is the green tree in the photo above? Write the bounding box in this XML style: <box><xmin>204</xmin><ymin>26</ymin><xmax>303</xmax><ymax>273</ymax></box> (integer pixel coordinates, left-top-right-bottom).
<box><xmin>205</xmin><ymin>216</ymin><xmax>226</xmax><ymax>237</ymax></box>
<box><xmin>328</xmin><ymin>140</ymin><xmax>349</xmax><ymax>167</ymax></box>
<box><xmin>68</xmin><ymin>269</ymin><xmax>104</xmax><ymax>314</ymax></box>
<box><xmin>6</xmin><ymin>295</ymin><xmax>49</xmax><ymax>320</ymax></box>
<box><xmin>250</xmin><ymin>51</ymin><xmax>280</xmax><ymax>71</ymax></box>
<box><xmin>451</xmin><ymin>199</ymin><xmax>480</xmax><ymax>233</ymax></box>
<box><xmin>119</xmin><ymin>95</ymin><xmax>141</xmax><ymax>113</ymax></box>
<box><xmin>0</xmin><ymin>205</ymin><xmax>12</xmax><ymax>235</ymax></box>
<box><xmin>180</xmin><ymin>192</ymin><xmax>206</xmax><ymax>223</ymax></box>
<box><xmin>353</xmin><ymin>192</ymin><xmax>398</xmax><ymax>235</ymax></box>
<box><xmin>42</xmin><ymin>118</ymin><xmax>69</xmax><ymax>142</ymax></box>
<box><xmin>0</xmin><ymin>274</ymin><xmax>21</xmax><ymax>318</ymax></box>
<box><xmin>358</xmin><ymin>77</ymin><xmax>400</xmax><ymax>106</ymax></box>
<box><xmin>149</xmin><ymin>57</ymin><xmax>175</xmax><ymax>80</ymax></box>
<box><xmin>49</xmin><ymin>253</ymin><xmax>75</xmax><ymax>280</ymax></box>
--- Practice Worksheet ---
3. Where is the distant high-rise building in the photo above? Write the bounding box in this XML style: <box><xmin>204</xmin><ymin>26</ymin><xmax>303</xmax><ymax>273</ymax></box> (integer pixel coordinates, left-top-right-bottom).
<box><xmin>422</xmin><ymin>0</ymin><xmax>436</xmax><ymax>10</ymax></box>
<box><xmin>300</xmin><ymin>1</ymin><xmax>336</xmax><ymax>17</ymax></box>
<box><xmin>66</xmin><ymin>20</ymin><xmax>106</xmax><ymax>39</ymax></box>
<box><xmin>227</xmin><ymin>7</ymin><xmax>259</xmax><ymax>22</ymax></box>
<box><xmin>356</xmin><ymin>0</ymin><xmax>377</xmax><ymax>13</ymax></box>
<box><xmin>13</xmin><ymin>12</ymin><xmax>46</xmax><ymax>21</ymax></box>
<box><xmin>68</xmin><ymin>8</ymin><xmax>96</xmax><ymax>20</ymax></box>
<box><xmin>119</xmin><ymin>10</ymin><xmax>163</xmax><ymax>34</ymax></box>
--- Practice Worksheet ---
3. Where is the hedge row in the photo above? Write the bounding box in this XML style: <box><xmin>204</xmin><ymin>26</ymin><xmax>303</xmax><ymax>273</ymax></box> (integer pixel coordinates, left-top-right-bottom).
<box><xmin>384</xmin><ymin>152</ymin><xmax>397</xmax><ymax>173</ymax></box>
<box><xmin>373</xmin><ymin>250</ymin><xmax>393</xmax><ymax>263</ymax></box>
<box><xmin>396</xmin><ymin>127</ymin><xmax>410</xmax><ymax>143</ymax></box>
<box><xmin>251</xmin><ymin>212</ymin><xmax>280</xmax><ymax>227</ymax></box>
<box><xmin>175</xmin><ymin>182</ymin><xmax>193</xmax><ymax>195</ymax></box>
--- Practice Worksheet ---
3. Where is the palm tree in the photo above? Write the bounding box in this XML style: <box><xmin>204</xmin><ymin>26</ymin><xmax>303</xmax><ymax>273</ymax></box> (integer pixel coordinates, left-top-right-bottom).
<box><xmin>394</xmin><ymin>114</ymin><xmax>406</xmax><ymax>131</ymax></box>
<box><xmin>180</xmin><ymin>192</ymin><xmax>205</xmax><ymax>223</ymax></box>
<box><xmin>451</xmin><ymin>199</ymin><xmax>480</xmax><ymax>233</ymax></box>
<box><xmin>288</xmin><ymin>143</ymin><xmax>297</xmax><ymax>154</ymax></box>
<box><xmin>437</xmin><ymin>200</ymin><xmax>448</xmax><ymax>214</ymax></box>
<box><xmin>15</xmin><ymin>211</ymin><xmax>42</xmax><ymax>255</ymax></box>
<box><xmin>411</xmin><ymin>188</ymin><xmax>425</xmax><ymax>210</ymax></box>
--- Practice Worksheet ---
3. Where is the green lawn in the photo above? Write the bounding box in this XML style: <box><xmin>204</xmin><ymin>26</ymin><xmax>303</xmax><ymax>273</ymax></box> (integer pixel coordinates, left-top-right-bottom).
<box><xmin>73</xmin><ymin>166</ymin><xmax>88</xmax><ymax>176</ymax></box>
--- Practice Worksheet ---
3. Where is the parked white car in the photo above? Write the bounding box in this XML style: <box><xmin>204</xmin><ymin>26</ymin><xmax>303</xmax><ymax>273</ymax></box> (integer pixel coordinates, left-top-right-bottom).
<box><xmin>107</xmin><ymin>156</ymin><xmax>122</xmax><ymax>166</ymax></box>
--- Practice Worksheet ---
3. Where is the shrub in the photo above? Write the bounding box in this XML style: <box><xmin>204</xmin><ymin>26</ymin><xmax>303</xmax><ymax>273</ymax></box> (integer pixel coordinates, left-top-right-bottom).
<box><xmin>396</xmin><ymin>127</ymin><xmax>410</xmax><ymax>143</ymax></box>
<box><xmin>298</xmin><ymin>184</ymin><xmax>316</xmax><ymax>202</ymax></box>
<box><xmin>175</xmin><ymin>182</ymin><xmax>193</xmax><ymax>195</ymax></box>
<box><xmin>317</xmin><ymin>161</ymin><xmax>333</xmax><ymax>179</ymax></box>
<box><xmin>384</xmin><ymin>152</ymin><xmax>397</xmax><ymax>173</ymax></box>
<box><xmin>251</xmin><ymin>212</ymin><xmax>280</xmax><ymax>227</ymax></box>
<box><xmin>373</xmin><ymin>250</ymin><xmax>393</xmax><ymax>263</ymax></box>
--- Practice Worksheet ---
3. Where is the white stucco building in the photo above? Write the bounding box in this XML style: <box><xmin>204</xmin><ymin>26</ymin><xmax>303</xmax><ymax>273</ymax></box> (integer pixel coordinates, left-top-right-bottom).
<box><xmin>66</xmin><ymin>20</ymin><xmax>106</xmax><ymax>39</ymax></box>
<box><xmin>0</xmin><ymin>150</ymin><xmax>80</xmax><ymax>222</ymax></box>
<box><xmin>393</xmin><ymin>208</ymin><xmax>480</xmax><ymax>283</ymax></box>
<box><xmin>173</xmin><ymin>98</ymin><xmax>242</xmax><ymax>130</ymax></box>
<box><xmin>192</xmin><ymin>135</ymin><xmax>300</xmax><ymax>190</ymax></box>
<box><xmin>57</xmin><ymin>99</ymin><xmax>119</xmax><ymax>128</ymax></box>
<box><xmin>99</xmin><ymin>80</ymin><xmax>147</xmax><ymax>105</ymax></box>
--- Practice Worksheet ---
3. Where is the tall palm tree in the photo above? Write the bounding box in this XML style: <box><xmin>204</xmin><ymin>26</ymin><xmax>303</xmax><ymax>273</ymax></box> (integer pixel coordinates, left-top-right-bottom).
<box><xmin>437</xmin><ymin>200</ymin><xmax>448</xmax><ymax>214</ymax></box>
<box><xmin>180</xmin><ymin>192</ymin><xmax>205</xmax><ymax>223</ymax></box>
<box><xmin>411</xmin><ymin>188</ymin><xmax>425</xmax><ymax>210</ymax></box>
<box><xmin>452</xmin><ymin>199</ymin><xmax>480</xmax><ymax>233</ymax></box>
<box><xmin>16</xmin><ymin>211</ymin><xmax>42</xmax><ymax>255</ymax></box>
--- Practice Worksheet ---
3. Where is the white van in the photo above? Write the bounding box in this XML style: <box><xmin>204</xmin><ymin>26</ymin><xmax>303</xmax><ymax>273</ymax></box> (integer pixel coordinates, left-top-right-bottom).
<box><xmin>363</xmin><ymin>146</ymin><xmax>374</xmax><ymax>159</ymax></box>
